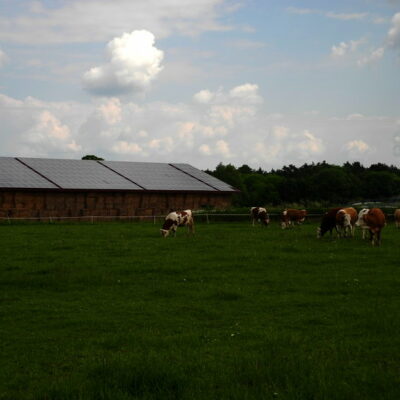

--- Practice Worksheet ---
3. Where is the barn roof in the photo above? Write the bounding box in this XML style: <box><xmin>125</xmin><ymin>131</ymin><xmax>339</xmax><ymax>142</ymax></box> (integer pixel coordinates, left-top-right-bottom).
<box><xmin>0</xmin><ymin>157</ymin><xmax>237</xmax><ymax>193</ymax></box>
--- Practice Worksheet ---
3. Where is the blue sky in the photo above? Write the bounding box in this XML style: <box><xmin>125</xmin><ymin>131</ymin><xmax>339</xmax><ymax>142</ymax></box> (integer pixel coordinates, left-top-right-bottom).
<box><xmin>0</xmin><ymin>0</ymin><xmax>399</xmax><ymax>169</ymax></box>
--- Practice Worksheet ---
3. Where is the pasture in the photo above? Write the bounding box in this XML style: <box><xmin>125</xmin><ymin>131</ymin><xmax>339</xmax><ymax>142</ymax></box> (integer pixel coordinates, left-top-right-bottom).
<box><xmin>1</xmin><ymin>220</ymin><xmax>400</xmax><ymax>400</ymax></box>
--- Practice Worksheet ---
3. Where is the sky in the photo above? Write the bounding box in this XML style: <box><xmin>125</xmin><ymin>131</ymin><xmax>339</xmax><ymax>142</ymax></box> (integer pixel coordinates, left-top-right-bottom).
<box><xmin>0</xmin><ymin>0</ymin><xmax>399</xmax><ymax>170</ymax></box>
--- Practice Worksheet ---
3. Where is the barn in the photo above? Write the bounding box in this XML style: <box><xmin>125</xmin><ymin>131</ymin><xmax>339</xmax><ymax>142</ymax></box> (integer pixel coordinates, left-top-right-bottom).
<box><xmin>0</xmin><ymin>157</ymin><xmax>237</xmax><ymax>219</ymax></box>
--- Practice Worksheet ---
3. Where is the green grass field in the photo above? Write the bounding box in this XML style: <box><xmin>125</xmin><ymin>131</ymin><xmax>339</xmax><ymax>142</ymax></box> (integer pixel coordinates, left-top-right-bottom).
<box><xmin>1</xmin><ymin>220</ymin><xmax>400</xmax><ymax>400</ymax></box>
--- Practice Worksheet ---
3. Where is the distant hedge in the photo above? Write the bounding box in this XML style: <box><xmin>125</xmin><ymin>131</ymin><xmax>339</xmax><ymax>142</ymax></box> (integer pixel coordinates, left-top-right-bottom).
<box><xmin>205</xmin><ymin>161</ymin><xmax>400</xmax><ymax>208</ymax></box>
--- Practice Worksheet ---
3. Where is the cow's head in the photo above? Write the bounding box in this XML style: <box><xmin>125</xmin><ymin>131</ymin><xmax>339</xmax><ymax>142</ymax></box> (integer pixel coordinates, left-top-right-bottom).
<box><xmin>160</xmin><ymin>229</ymin><xmax>170</xmax><ymax>238</ymax></box>
<box><xmin>355</xmin><ymin>209</ymin><xmax>368</xmax><ymax>226</ymax></box>
<box><xmin>343</xmin><ymin>213</ymin><xmax>351</xmax><ymax>227</ymax></box>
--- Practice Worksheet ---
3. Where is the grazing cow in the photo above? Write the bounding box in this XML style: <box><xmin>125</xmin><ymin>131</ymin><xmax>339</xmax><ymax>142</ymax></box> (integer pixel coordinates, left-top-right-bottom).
<box><xmin>317</xmin><ymin>207</ymin><xmax>342</xmax><ymax>238</ymax></box>
<box><xmin>251</xmin><ymin>207</ymin><xmax>270</xmax><ymax>226</ymax></box>
<box><xmin>335</xmin><ymin>207</ymin><xmax>358</xmax><ymax>237</ymax></box>
<box><xmin>394</xmin><ymin>209</ymin><xmax>400</xmax><ymax>228</ymax></box>
<box><xmin>362</xmin><ymin>208</ymin><xmax>386</xmax><ymax>246</ymax></box>
<box><xmin>281</xmin><ymin>209</ymin><xmax>307</xmax><ymax>229</ymax></box>
<box><xmin>160</xmin><ymin>209</ymin><xmax>194</xmax><ymax>238</ymax></box>
<box><xmin>355</xmin><ymin>208</ymin><xmax>370</xmax><ymax>239</ymax></box>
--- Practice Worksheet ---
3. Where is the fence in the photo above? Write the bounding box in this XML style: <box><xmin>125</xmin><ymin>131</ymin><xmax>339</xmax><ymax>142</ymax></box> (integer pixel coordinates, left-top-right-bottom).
<box><xmin>0</xmin><ymin>213</ymin><xmax>341</xmax><ymax>224</ymax></box>
<box><xmin>0</xmin><ymin>212</ymin><xmax>396</xmax><ymax>225</ymax></box>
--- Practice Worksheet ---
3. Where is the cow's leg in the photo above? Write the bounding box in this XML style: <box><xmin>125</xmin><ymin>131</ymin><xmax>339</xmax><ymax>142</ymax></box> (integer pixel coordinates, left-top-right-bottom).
<box><xmin>376</xmin><ymin>230</ymin><xmax>381</xmax><ymax>246</ymax></box>
<box><xmin>369</xmin><ymin>230</ymin><xmax>374</xmax><ymax>245</ymax></box>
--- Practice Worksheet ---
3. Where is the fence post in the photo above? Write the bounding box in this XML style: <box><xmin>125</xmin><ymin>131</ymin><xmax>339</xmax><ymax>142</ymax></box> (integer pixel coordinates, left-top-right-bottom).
<box><xmin>153</xmin><ymin>216</ymin><xmax>156</xmax><ymax>224</ymax></box>
<box><xmin>91</xmin><ymin>216</ymin><xmax>94</xmax><ymax>224</ymax></box>
<box><xmin>206</xmin><ymin>214</ymin><xmax>209</xmax><ymax>224</ymax></box>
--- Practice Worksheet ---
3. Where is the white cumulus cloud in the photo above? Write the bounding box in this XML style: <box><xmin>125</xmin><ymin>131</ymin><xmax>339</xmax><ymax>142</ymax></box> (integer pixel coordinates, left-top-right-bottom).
<box><xmin>1</xmin><ymin>89</ymin><xmax>398</xmax><ymax>170</ymax></box>
<box><xmin>97</xmin><ymin>98</ymin><xmax>122</xmax><ymax>124</ymax></box>
<box><xmin>297</xmin><ymin>130</ymin><xmax>325</xmax><ymax>156</ymax></box>
<box><xmin>83</xmin><ymin>30</ymin><xmax>164</xmax><ymax>95</ymax></box>
<box><xmin>346</xmin><ymin>140</ymin><xmax>370</xmax><ymax>153</ymax></box>
<box><xmin>24</xmin><ymin>111</ymin><xmax>81</xmax><ymax>155</ymax></box>
<box><xmin>193</xmin><ymin>89</ymin><xmax>215</xmax><ymax>104</ymax></box>
<box><xmin>357</xmin><ymin>47</ymin><xmax>385</xmax><ymax>66</ymax></box>
<box><xmin>387</xmin><ymin>12</ymin><xmax>400</xmax><ymax>48</ymax></box>
<box><xmin>331</xmin><ymin>39</ymin><xmax>364</xmax><ymax>57</ymax></box>
<box><xmin>112</xmin><ymin>141</ymin><xmax>143</xmax><ymax>154</ymax></box>
<box><xmin>229</xmin><ymin>83</ymin><xmax>263</xmax><ymax>104</ymax></box>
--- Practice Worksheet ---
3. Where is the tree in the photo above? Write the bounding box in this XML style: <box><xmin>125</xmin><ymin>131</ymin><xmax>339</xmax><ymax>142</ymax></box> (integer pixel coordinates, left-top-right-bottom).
<box><xmin>82</xmin><ymin>155</ymin><xmax>104</xmax><ymax>160</ymax></box>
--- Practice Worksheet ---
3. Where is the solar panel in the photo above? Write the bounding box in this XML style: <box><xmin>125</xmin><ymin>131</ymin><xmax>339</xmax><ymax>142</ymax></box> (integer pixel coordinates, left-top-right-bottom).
<box><xmin>0</xmin><ymin>157</ymin><xmax>58</xmax><ymax>189</ymax></box>
<box><xmin>19</xmin><ymin>158</ymin><xmax>143</xmax><ymax>190</ymax></box>
<box><xmin>171</xmin><ymin>163</ymin><xmax>236</xmax><ymax>192</ymax></box>
<box><xmin>102</xmin><ymin>161</ymin><xmax>215</xmax><ymax>191</ymax></box>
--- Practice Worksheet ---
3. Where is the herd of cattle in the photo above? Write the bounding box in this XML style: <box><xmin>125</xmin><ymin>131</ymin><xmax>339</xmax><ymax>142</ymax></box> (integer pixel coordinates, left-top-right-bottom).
<box><xmin>161</xmin><ymin>207</ymin><xmax>400</xmax><ymax>246</ymax></box>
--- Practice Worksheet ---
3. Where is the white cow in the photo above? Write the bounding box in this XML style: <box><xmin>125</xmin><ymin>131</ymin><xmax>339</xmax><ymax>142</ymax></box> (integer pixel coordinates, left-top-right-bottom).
<box><xmin>160</xmin><ymin>210</ymin><xmax>194</xmax><ymax>237</ymax></box>
<box><xmin>355</xmin><ymin>208</ymin><xmax>370</xmax><ymax>239</ymax></box>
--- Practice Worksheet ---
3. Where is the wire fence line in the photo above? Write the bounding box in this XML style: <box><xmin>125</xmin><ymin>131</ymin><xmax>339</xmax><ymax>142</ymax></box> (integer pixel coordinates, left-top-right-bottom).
<box><xmin>0</xmin><ymin>213</ymin><xmax>321</xmax><ymax>224</ymax></box>
<box><xmin>0</xmin><ymin>212</ymin><xmax>396</xmax><ymax>224</ymax></box>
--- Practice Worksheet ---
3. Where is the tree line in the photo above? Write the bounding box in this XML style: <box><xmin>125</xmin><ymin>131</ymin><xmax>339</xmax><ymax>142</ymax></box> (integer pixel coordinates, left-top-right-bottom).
<box><xmin>206</xmin><ymin>161</ymin><xmax>400</xmax><ymax>207</ymax></box>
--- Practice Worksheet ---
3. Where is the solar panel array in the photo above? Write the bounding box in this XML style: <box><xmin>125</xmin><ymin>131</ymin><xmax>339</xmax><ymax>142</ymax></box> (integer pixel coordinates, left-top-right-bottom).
<box><xmin>19</xmin><ymin>158</ymin><xmax>142</xmax><ymax>190</ymax></box>
<box><xmin>0</xmin><ymin>157</ymin><xmax>236</xmax><ymax>192</ymax></box>
<box><xmin>102</xmin><ymin>161</ymin><xmax>214</xmax><ymax>191</ymax></box>
<box><xmin>171</xmin><ymin>163</ymin><xmax>236</xmax><ymax>191</ymax></box>
<box><xmin>0</xmin><ymin>157</ymin><xmax>58</xmax><ymax>189</ymax></box>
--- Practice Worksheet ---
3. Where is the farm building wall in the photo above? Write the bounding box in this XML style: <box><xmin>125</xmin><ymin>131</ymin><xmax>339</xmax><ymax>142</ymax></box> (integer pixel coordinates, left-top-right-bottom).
<box><xmin>0</xmin><ymin>190</ymin><xmax>233</xmax><ymax>219</ymax></box>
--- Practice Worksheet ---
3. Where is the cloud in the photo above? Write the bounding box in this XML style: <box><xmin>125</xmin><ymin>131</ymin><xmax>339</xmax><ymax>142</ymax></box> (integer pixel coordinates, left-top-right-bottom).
<box><xmin>331</xmin><ymin>39</ymin><xmax>364</xmax><ymax>57</ymax></box>
<box><xmin>0</xmin><ymin>0</ymin><xmax>232</xmax><ymax>44</ymax></box>
<box><xmin>286</xmin><ymin>7</ymin><xmax>315</xmax><ymax>15</ymax></box>
<box><xmin>330</xmin><ymin>38</ymin><xmax>384</xmax><ymax>67</ymax></box>
<box><xmin>357</xmin><ymin>47</ymin><xmax>385</xmax><ymax>66</ymax></box>
<box><xmin>345</xmin><ymin>140</ymin><xmax>370</xmax><ymax>153</ymax></box>
<box><xmin>0</xmin><ymin>90</ymin><xmax>398</xmax><ymax>170</ymax></box>
<box><xmin>83</xmin><ymin>30</ymin><xmax>164</xmax><ymax>96</ymax></box>
<box><xmin>112</xmin><ymin>141</ymin><xmax>143</xmax><ymax>155</ymax></box>
<box><xmin>345</xmin><ymin>140</ymin><xmax>373</xmax><ymax>160</ymax></box>
<box><xmin>326</xmin><ymin>12</ymin><xmax>368</xmax><ymax>21</ymax></box>
<box><xmin>287</xmin><ymin>7</ymin><xmax>368</xmax><ymax>21</ymax></box>
<box><xmin>193</xmin><ymin>89</ymin><xmax>215</xmax><ymax>104</ymax></box>
<box><xmin>297</xmin><ymin>130</ymin><xmax>325</xmax><ymax>156</ymax></box>
<box><xmin>387</xmin><ymin>12</ymin><xmax>400</xmax><ymax>48</ymax></box>
<box><xmin>0</xmin><ymin>48</ymin><xmax>8</xmax><ymax>67</ymax></box>
<box><xmin>24</xmin><ymin>111</ymin><xmax>82</xmax><ymax>155</ymax></box>
<box><xmin>229</xmin><ymin>83</ymin><xmax>263</xmax><ymax>104</ymax></box>
<box><xmin>273</xmin><ymin>126</ymin><xmax>289</xmax><ymax>139</ymax></box>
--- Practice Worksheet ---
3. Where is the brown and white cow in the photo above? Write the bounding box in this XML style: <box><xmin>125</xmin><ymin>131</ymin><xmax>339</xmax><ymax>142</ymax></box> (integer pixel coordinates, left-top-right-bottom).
<box><xmin>160</xmin><ymin>209</ymin><xmax>194</xmax><ymax>237</ymax></box>
<box><xmin>361</xmin><ymin>208</ymin><xmax>386</xmax><ymax>246</ymax></box>
<box><xmin>251</xmin><ymin>207</ymin><xmax>270</xmax><ymax>226</ymax></box>
<box><xmin>281</xmin><ymin>209</ymin><xmax>307</xmax><ymax>229</ymax></box>
<box><xmin>355</xmin><ymin>208</ymin><xmax>370</xmax><ymax>239</ymax></box>
<box><xmin>394</xmin><ymin>209</ymin><xmax>400</xmax><ymax>228</ymax></box>
<box><xmin>335</xmin><ymin>207</ymin><xmax>358</xmax><ymax>237</ymax></box>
